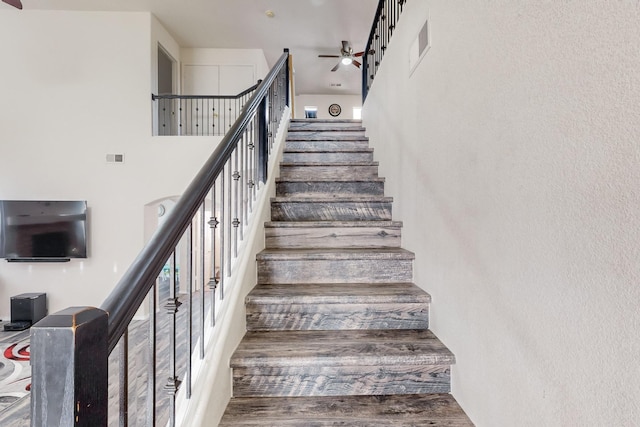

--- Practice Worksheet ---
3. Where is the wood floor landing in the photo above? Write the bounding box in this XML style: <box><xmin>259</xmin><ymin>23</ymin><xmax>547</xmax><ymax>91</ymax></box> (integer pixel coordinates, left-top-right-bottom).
<box><xmin>220</xmin><ymin>394</ymin><xmax>474</xmax><ymax>426</ymax></box>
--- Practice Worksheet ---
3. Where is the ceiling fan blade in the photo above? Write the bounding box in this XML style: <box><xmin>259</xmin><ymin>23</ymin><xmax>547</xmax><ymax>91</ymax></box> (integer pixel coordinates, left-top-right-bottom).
<box><xmin>352</xmin><ymin>60</ymin><xmax>362</xmax><ymax>69</ymax></box>
<box><xmin>318</xmin><ymin>55</ymin><xmax>340</xmax><ymax>58</ymax></box>
<box><xmin>354</xmin><ymin>51</ymin><xmax>365</xmax><ymax>57</ymax></box>
<box><xmin>2</xmin><ymin>0</ymin><xmax>23</xmax><ymax>9</ymax></box>
<box><xmin>331</xmin><ymin>62</ymin><xmax>341</xmax><ymax>72</ymax></box>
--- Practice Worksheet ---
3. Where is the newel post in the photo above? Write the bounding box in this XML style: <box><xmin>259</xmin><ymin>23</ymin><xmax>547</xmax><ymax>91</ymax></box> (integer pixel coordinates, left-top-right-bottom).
<box><xmin>257</xmin><ymin>80</ymin><xmax>269</xmax><ymax>183</ymax></box>
<box><xmin>30</xmin><ymin>307</ymin><xmax>109</xmax><ymax>426</ymax></box>
<box><xmin>284</xmin><ymin>48</ymin><xmax>290</xmax><ymax>108</ymax></box>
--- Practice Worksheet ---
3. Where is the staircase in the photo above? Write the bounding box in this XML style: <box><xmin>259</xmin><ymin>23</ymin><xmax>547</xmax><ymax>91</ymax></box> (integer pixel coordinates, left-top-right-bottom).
<box><xmin>220</xmin><ymin>119</ymin><xmax>473</xmax><ymax>425</ymax></box>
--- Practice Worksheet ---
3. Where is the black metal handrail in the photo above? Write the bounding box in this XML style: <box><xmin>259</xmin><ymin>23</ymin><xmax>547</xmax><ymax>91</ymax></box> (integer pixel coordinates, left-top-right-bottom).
<box><xmin>31</xmin><ymin>49</ymin><xmax>291</xmax><ymax>427</ymax></box>
<box><xmin>152</xmin><ymin>83</ymin><xmax>259</xmax><ymax>100</ymax></box>
<box><xmin>153</xmin><ymin>84</ymin><xmax>260</xmax><ymax>136</ymax></box>
<box><xmin>362</xmin><ymin>0</ymin><xmax>407</xmax><ymax>101</ymax></box>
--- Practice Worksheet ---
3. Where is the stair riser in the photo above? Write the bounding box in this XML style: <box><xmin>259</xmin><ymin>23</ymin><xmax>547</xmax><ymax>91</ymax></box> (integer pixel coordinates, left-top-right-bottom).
<box><xmin>282</xmin><ymin>152</ymin><xmax>373</xmax><ymax>163</ymax></box>
<box><xmin>279</xmin><ymin>165</ymin><xmax>378</xmax><ymax>180</ymax></box>
<box><xmin>286</xmin><ymin>131</ymin><xmax>366</xmax><ymax>139</ymax></box>
<box><xmin>265</xmin><ymin>225</ymin><xmax>401</xmax><ymax>249</ymax></box>
<box><xmin>289</xmin><ymin>121</ymin><xmax>363</xmax><ymax>130</ymax></box>
<box><xmin>271</xmin><ymin>201</ymin><xmax>392</xmax><ymax>221</ymax></box>
<box><xmin>289</xmin><ymin>128</ymin><xmax>365</xmax><ymax>136</ymax></box>
<box><xmin>276</xmin><ymin>181</ymin><xmax>385</xmax><ymax>197</ymax></box>
<box><xmin>246</xmin><ymin>303</ymin><xmax>429</xmax><ymax>331</ymax></box>
<box><xmin>232</xmin><ymin>365</ymin><xmax>451</xmax><ymax>397</ymax></box>
<box><xmin>257</xmin><ymin>259</ymin><xmax>413</xmax><ymax>284</ymax></box>
<box><xmin>285</xmin><ymin>140</ymin><xmax>370</xmax><ymax>150</ymax></box>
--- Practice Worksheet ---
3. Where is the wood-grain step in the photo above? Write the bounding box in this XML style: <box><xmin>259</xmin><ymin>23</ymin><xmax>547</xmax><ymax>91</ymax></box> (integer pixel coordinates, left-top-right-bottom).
<box><xmin>286</xmin><ymin>134</ymin><xmax>369</xmax><ymax>142</ymax></box>
<box><xmin>246</xmin><ymin>282</ymin><xmax>430</xmax><ymax>331</ymax></box>
<box><xmin>282</xmin><ymin>149</ymin><xmax>373</xmax><ymax>163</ymax></box>
<box><xmin>278</xmin><ymin>162</ymin><xmax>379</xmax><ymax>180</ymax></box>
<box><xmin>220</xmin><ymin>394</ymin><xmax>474</xmax><ymax>426</ymax></box>
<box><xmin>276</xmin><ymin>178</ymin><xmax>385</xmax><ymax>197</ymax></box>
<box><xmin>287</xmin><ymin>127</ymin><xmax>364</xmax><ymax>140</ymax></box>
<box><xmin>285</xmin><ymin>139</ymin><xmax>370</xmax><ymax>150</ymax></box>
<box><xmin>265</xmin><ymin>220</ymin><xmax>401</xmax><ymax>248</ymax></box>
<box><xmin>288</xmin><ymin>126</ymin><xmax>366</xmax><ymax>133</ymax></box>
<box><xmin>257</xmin><ymin>248</ymin><xmax>414</xmax><ymax>284</ymax></box>
<box><xmin>290</xmin><ymin>119</ymin><xmax>361</xmax><ymax>124</ymax></box>
<box><xmin>230</xmin><ymin>329</ymin><xmax>454</xmax><ymax>397</ymax></box>
<box><xmin>271</xmin><ymin>196</ymin><xmax>392</xmax><ymax>221</ymax></box>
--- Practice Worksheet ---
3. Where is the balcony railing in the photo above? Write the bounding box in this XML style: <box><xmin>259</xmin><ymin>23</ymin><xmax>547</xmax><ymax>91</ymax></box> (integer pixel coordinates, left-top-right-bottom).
<box><xmin>362</xmin><ymin>0</ymin><xmax>407</xmax><ymax>101</ymax></box>
<box><xmin>30</xmin><ymin>49</ymin><xmax>291</xmax><ymax>427</ymax></box>
<box><xmin>153</xmin><ymin>85</ymin><xmax>259</xmax><ymax>136</ymax></box>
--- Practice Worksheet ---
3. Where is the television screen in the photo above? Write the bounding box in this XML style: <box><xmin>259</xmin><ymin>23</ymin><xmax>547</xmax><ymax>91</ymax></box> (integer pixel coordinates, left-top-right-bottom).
<box><xmin>0</xmin><ymin>200</ymin><xmax>87</xmax><ymax>260</ymax></box>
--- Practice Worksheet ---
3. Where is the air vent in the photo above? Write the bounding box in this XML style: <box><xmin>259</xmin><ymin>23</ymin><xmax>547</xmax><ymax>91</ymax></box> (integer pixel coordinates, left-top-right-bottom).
<box><xmin>409</xmin><ymin>17</ymin><xmax>430</xmax><ymax>76</ymax></box>
<box><xmin>106</xmin><ymin>153</ymin><xmax>125</xmax><ymax>163</ymax></box>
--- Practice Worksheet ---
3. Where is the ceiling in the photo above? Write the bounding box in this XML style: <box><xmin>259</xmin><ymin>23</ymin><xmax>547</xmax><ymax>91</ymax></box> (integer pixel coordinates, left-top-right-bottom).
<box><xmin>9</xmin><ymin>0</ymin><xmax>379</xmax><ymax>96</ymax></box>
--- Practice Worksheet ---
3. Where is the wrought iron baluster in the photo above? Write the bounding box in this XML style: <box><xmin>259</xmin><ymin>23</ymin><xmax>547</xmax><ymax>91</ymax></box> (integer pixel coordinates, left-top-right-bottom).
<box><xmin>186</xmin><ymin>223</ymin><xmax>193</xmax><ymax>399</ymax></box>
<box><xmin>247</xmin><ymin>126</ymin><xmax>255</xmax><ymax>212</ymax></box>
<box><xmin>241</xmin><ymin>129</ymin><xmax>248</xmax><ymax>230</ymax></box>
<box><xmin>147</xmin><ymin>278</ymin><xmax>157</xmax><ymax>427</ymax></box>
<box><xmin>199</xmin><ymin>203</ymin><xmax>206</xmax><ymax>358</ymax></box>
<box><xmin>219</xmin><ymin>165</ymin><xmax>225</xmax><ymax>300</ymax></box>
<box><xmin>119</xmin><ymin>330</ymin><xmax>129</xmax><ymax>427</ymax></box>
<box><xmin>233</xmin><ymin>148</ymin><xmax>240</xmax><ymax>258</ymax></box>
<box><xmin>213</xmin><ymin>101</ymin><xmax>217</xmax><ymax>135</ymax></box>
<box><xmin>226</xmin><ymin>158</ymin><xmax>233</xmax><ymax>275</ymax></box>
<box><xmin>163</xmin><ymin>251</ymin><xmax>182</xmax><ymax>427</ymax></box>
<box><xmin>208</xmin><ymin>183</ymin><xmax>219</xmax><ymax>326</ymax></box>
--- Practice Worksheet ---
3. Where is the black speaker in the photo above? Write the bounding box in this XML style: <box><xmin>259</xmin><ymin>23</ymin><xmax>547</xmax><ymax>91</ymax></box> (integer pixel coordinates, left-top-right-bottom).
<box><xmin>6</xmin><ymin>293</ymin><xmax>47</xmax><ymax>330</ymax></box>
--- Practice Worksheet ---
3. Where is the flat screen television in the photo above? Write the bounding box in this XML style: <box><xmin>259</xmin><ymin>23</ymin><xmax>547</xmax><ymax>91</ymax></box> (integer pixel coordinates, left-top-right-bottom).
<box><xmin>0</xmin><ymin>200</ymin><xmax>87</xmax><ymax>262</ymax></box>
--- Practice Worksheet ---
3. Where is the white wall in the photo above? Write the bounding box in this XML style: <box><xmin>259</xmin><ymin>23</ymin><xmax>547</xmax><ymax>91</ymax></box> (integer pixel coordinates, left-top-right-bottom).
<box><xmin>0</xmin><ymin>10</ymin><xmax>221</xmax><ymax>318</ymax></box>
<box><xmin>363</xmin><ymin>2</ymin><xmax>640</xmax><ymax>426</ymax></box>
<box><xmin>295</xmin><ymin>94</ymin><xmax>361</xmax><ymax>120</ymax></box>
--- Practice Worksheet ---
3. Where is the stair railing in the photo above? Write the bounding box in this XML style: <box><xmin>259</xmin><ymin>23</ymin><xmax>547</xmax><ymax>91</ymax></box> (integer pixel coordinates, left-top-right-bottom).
<box><xmin>30</xmin><ymin>49</ymin><xmax>291</xmax><ymax>427</ymax></box>
<box><xmin>153</xmin><ymin>84</ymin><xmax>259</xmax><ymax>136</ymax></box>
<box><xmin>362</xmin><ymin>0</ymin><xmax>407</xmax><ymax>102</ymax></box>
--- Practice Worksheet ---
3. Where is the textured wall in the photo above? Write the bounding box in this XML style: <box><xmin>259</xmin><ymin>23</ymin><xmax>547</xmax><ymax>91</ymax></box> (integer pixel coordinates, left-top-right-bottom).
<box><xmin>363</xmin><ymin>1</ymin><xmax>640</xmax><ymax>425</ymax></box>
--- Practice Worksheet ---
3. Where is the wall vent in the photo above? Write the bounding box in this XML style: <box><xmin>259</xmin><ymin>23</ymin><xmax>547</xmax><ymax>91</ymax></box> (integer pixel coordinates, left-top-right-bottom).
<box><xmin>409</xmin><ymin>17</ymin><xmax>430</xmax><ymax>76</ymax></box>
<box><xmin>106</xmin><ymin>153</ymin><xmax>125</xmax><ymax>163</ymax></box>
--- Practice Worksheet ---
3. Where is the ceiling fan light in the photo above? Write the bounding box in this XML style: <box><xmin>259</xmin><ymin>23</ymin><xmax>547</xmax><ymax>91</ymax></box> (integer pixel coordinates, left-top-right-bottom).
<box><xmin>341</xmin><ymin>57</ymin><xmax>352</xmax><ymax>65</ymax></box>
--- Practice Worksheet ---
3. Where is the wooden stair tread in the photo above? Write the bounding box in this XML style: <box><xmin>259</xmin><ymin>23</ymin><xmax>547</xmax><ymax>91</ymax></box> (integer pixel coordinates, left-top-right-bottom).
<box><xmin>220</xmin><ymin>394</ymin><xmax>474</xmax><ymax>426</ymax></box>
<box><xmin>265</xmin><ymin>220</ymin><xmax>402</xmax><ymax>228</ymax></box>
<box><xmin>276</xmin><ymin>177</ymin><xmax>385</xmax><ymax>182</ymax></box>
<box><xmin>247</xmin><ymin>283</ymin><xmax>431</xmax><ymax>305</ymax></box>
<box><xmin>280</xmin><ymin>161</ymin><xmax>378</xmax><ymax>167</ymax></box>
<box><xmin>286</xmin><ymin>135</ymin><xmax>369</xmax><ymax>141</ymax></box>
<box><xmin>290</xmin><ymin>119</ymin><xmax>362</xmax><ymax>123</ymax></box>
<box><xmin>288</xmin><ymin>127</ymin><xmax>366</xmax><ymax>132</ymax></box>
<box><xmin>271</xmin><ymin>196</ymin><xmax>392</xmax><ymax>202</ymax></box>
<box><xmin>231</xmin><ymin>329</ymin><xmax>455</xmax><ymax>367</ymax></box>
<box><xmin>283</xmin><ymin>147</ymin><xmax>373</xmax><ymax>153</ymax></box>
<box><xmin>257</xmin><ymin>247</ymin><xmax>415</xmax><ymax>260</ymax></box>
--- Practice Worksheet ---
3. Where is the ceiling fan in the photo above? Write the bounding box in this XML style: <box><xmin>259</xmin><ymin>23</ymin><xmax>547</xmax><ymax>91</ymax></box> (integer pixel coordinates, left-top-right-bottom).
<box><xmin>318</xmin><ymin>40</ymin><xmax>365</xmax><ymax>72</ymax></box>
<box><xmin>2</xmin><ymin>0</ymin><xmax>23</xmax><ymax>9</ymax></box>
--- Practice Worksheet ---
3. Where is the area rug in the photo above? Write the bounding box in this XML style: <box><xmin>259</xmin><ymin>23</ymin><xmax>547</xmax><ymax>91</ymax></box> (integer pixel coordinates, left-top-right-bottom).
<box><xmin>0</xmin><ymin>328</ymin><xmax>31</xmax><ymax>413</ymax></box>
